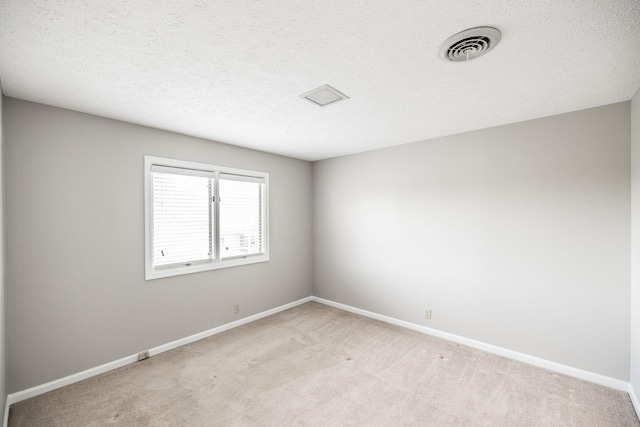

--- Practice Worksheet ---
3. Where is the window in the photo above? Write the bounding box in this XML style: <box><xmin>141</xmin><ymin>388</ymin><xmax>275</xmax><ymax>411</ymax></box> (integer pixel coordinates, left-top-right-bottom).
<box><xmin>145</xmin><ymin>156</ymin><xmax>268</xmax><ymax>280</ymax></box>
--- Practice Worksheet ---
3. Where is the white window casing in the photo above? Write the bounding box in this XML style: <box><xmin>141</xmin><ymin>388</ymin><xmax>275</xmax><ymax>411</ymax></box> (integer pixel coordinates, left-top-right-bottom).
<box><xmin>145</xmin><ymin>156</ymin><xmax>269</xmax><ymax>280</ymax></box>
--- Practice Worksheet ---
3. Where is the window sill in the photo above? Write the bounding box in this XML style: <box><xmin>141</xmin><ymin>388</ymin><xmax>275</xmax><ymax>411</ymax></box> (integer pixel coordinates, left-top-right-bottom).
<box><xmin>145</xmin><ymin>254</ymin><xmax>270</xmax><ymax>280</ymax></box>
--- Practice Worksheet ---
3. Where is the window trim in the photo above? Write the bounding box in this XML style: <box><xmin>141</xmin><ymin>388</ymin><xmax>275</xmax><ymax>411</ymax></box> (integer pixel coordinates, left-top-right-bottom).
<box><xmin>144</xmin><ymin>156</ymin><xmax>269</xmax><ymax>280</ymax></box>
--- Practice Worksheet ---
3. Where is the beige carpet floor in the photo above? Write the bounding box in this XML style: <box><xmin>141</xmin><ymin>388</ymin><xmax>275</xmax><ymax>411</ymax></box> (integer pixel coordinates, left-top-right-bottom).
<box><xmin>8</xmin><ymin>301</ymin><xmax>640</xmax><ymax>426</ymax></box>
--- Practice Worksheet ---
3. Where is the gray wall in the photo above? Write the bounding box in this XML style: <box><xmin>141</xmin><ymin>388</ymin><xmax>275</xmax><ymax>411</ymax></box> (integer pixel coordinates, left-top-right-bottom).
<box><xmin>4</xmin><ymin>98</ymin><xmax>313</xmax><ymax>392</ymax></box>
<box><xmin>0</xmin><ymin>90</ymin><xmax>7</xmax><ymax>419</ymax></box>
<box><xmin>4</xmin><ymin>95</ymin><xmax>636</xmax><ymax>394</ymax></box>
<box><xmin>631</xmin><ymin>89</ymin><xmax>640</xmax><ymax>399</ymax></box>
<box><xmin>313</xmin><ymin>102</ymin><xmax>631</xmax><ymax>380</ymax></box>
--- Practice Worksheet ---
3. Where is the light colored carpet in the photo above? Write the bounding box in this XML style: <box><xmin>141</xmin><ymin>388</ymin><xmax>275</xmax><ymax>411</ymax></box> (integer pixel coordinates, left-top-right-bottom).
<box><xmin>9</xmin><ymin>301</ymin><xmax>640</xmax><ymax>426</ymax></box>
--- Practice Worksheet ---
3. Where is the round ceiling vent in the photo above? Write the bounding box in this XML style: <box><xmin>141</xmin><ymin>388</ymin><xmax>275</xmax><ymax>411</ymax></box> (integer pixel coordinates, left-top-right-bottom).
<box><xmin>439</xmin><ymin>26</ymin><xmax>501</xmax><ymax>62</ymax></box>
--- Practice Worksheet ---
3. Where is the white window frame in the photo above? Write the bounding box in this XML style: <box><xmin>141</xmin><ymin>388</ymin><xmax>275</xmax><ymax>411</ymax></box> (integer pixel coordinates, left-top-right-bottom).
<box><xmin>144</xmin><ymin>156</ymin><xmax>269</xmax><ymax>280</ymax></box>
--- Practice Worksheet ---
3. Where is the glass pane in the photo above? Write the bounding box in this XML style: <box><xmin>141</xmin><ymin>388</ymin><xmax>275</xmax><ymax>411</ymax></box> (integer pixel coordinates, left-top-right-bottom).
<box><xmin>152</xmin><ymin>172</ymin><xmax>212</xmax><ymax>267</ymax></box>
<box><xmin>219</xmin><ymin>179</ymin><xmax>263</xmax><ymax>259</ymax></box>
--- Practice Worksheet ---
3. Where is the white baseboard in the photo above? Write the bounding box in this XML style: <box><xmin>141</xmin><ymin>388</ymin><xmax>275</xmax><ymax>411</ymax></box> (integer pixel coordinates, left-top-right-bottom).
<box><xmin>630</xmin><ymin>383</ymin><xmax>640</xmax><ymax>420</ymax></box>
<box><xmin>5</xmin><ymin>296</ymin><xmax>312</xmax><ymax>411</ymax></box>
<box><xmin>3</xmin><ymin>397</ymin><xmax>8</xmax><ymax>427</ymax></box>
<box><xmin>312</xmin><ymin>296</ymin><xmax>630</xmax><ymax>392</ymax></box>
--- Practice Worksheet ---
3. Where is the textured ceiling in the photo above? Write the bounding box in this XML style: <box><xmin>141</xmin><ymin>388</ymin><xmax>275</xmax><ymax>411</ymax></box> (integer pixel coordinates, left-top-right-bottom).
<box><xmin>1</xmin><ymin>0</ymin><xmax>639</xmax><ymax>161</ymax></box>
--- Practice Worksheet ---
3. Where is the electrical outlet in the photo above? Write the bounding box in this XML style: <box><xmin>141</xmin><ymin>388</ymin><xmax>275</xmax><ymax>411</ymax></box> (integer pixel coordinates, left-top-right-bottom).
<box><xmin>233</xmin><ymin>304</ymin><xmax>240</xmax><ymax>314</ymax></box>
<box><xmin>425</xmin><ymin>309</ymin><xmax>432</xmax><ymax>320</ymax></box>
<box><xmin>138</xmin><ymin>351</ymin><xmax>150</xmax><ymax>361</ymax></box>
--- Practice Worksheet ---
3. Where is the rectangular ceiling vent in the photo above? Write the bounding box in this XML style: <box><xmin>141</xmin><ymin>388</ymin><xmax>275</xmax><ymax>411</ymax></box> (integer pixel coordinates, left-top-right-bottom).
<box><xmin>299</xmin><ymin>84</ymin><xmax>350</xmax><ymax>107</ymax></box>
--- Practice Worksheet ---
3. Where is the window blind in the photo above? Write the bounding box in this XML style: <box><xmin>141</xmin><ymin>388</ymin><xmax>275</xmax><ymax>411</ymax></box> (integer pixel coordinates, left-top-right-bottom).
<box><xmin>219</xmin><ymin>174</ymin><xmax>265</xmax><ymax>259</ymax></box>
<box><xmin>151</xmin><ymin>170</ymin><xmax>213</xmax><ymax>268</ymax></box>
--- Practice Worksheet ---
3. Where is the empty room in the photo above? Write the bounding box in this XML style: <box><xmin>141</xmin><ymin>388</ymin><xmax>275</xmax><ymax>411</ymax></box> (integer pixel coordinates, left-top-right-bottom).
<box><xmin>0</xmin><ymin>0</ymin><xmax>639</xmax><ymax>425</ymax></box>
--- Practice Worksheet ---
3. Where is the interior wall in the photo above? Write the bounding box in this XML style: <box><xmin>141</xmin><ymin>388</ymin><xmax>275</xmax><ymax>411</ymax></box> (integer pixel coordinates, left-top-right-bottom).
<box><xmin>4</xmin><ymin>98</ymin><xmax>313</xmax><ymax>393</ymax></box>
<box><xmin>0</xmin><ymin>89</ymin><xmax>7</xmax><ymax>419</ymax></box>
<box><xmin>631</xmin><ymin>88</ymin><xmax>640</xmax><ymax>402</ymax></box>
<box><xmin>313</xmin><ymin>102</ymin><xmax>631</xmax><ymax>380</ymax></box>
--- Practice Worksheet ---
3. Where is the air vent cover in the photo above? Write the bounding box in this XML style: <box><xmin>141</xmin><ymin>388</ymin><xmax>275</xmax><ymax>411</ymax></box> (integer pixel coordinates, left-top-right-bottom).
<box><xmin>439</xmin><ymin>26</ymin><xmax>501</xmax><ymax>62</ymax></box>
<box><xmin>299</xmin><ymin>84</ymin><xmax>349</xmax><ymax>107</ymax></box>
